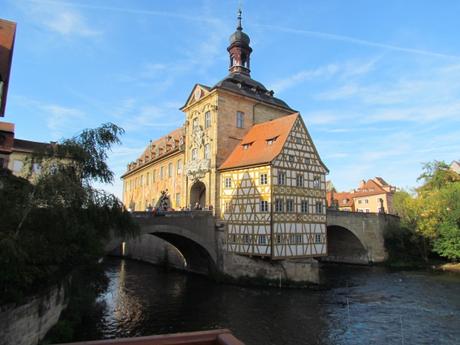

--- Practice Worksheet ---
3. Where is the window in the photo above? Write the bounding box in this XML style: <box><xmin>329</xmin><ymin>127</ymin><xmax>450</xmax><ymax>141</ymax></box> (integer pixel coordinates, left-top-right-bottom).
<box><xmin>260</xmin><ymin>200</ymin><xmax>269</xmax><ymax>212</ymax></box>
<box><xmin>288</xmin><ymin>155</ymin><xmax>295</xmax><ymax>163</ymax></box>
<box><xmin>168</xmin><ymin>163</ymin><xmax>173</xmax><ymax>177</ymax></box>
<box><xmin>358</xmin><ymin>200</ymin><xmax>362</xmax><ymax>204</ymax></box>
<box><xmin>140</xmin><ymin>175</ymin><xmax>143</xmax><ymax>186</ymax></box>
<box><xmin>295</xmin><ymin>234</ymin><xmax>302</xmax><ymax>244</ymax></box>
<box><xmin>204</xmin><ymin>144</ymin><xmax>211</xmax><ymax>159</ymax></box>
<box><xmin>260</xmin><ymin>173</ymin><xmax>268</xmax><ymax>185</ymax></box>
<box><xmin>152</xmin><ymin>170</ymin><xmax>156</xmax><ymax>182</ymax></box>
<box><xmin>313</xmin><ymin>176</ymin><xmax>321</xmax><ymax>189</ymax></box>
<box><xmin>176</xmin><ymin>193</ymin><xmax>181</xmax><ymax>207</ymax></box>
<box><xmin>258</xmin><ymin>235</ymin><xmax>267</xmax><ymax>245</ymax></box>
<box><xmin>305</xmin><ymin>157</ymin><xmax>311</xmax><ymax>164</ymax></box>
<box><xmin>315</xmin><ymin>234</ymin><xmax>322</xmax><ymax>244</ymax></box>
<box><xmin>296</xmin><ymin>174</ymin><xmax>304</xmax><ymax>187</ymax></box>
<box><xmin>315</xmin><ymin>201</ymin><xmax>323</xmax><ymax>214</ymax></box>
<box><xmin>225</xmin><ymin>177</ymin><xmax>232</xmax><ymax>188</ymax></box>
<box><xmin>191</xmin><ymin>148</ymin><xmax>198</xmax><ymax>160</ymax></box>
<box><xmin>289</xmin><ymin>234</ymin><xmax>296</xmax><ymax>245</ymax></box>
<box><xmin>295</xmin><ymin>137</ymin><xmax>302</xmax><ymax>144</ymax></box>
<box><xmin>286</xmin><ymin>199</ymin><xmax>294</xmax><ymax>212</ymax></box>
<box><xmin>224</xmin><ymin>201</ymin><xmax>231</xmax><ymax>212</ymax></box>
<box><xmin>365</xmin><ymin>208</ymin><xmax>370</xmax><ymax>213</ymax></box>
<box><xmin>32</xmin><ymin>163</ymin><xmax>41</xmax><ymax>174</ymax></box>
<box><xmin>236</xmin><ymin>111</ymin><xmax>244</xmax><ymax>128</ymax></box>
<box><xmin>301</xmin><ymin>200</ymin><xmax>309</xmax><ymax>213</ymax></box>
<box><xmin>276</xmin><ymin>234</ymin><xmax>282</xmax><ymax>244</ymax></box>
<box><xmin>12</xmin><ymin>159</ymin><xmax>23</xmax><ymax>173</ymax></box>
<box><xmin>278</xmin><ymin>171</ymin><xmax>286</xmax><ymax>185</ymax></box>
<box><xmin>146</xmin><ymin>172</ymin><xmax>150</xmax><ymax>185</ymax></box>
<box><xmin>365</xmin><ymin>199</ymin><xmax>369</xmax><ymax>204</ymax></box>
<box><xmin>160</xmin><ymin>166</ymin><xmax>164</xmax><ymax>179</ymax></box>
<box><xmin>177</xmin><ymin>160</ymin><xmax>182</xmax><ymax>174</ymax></box>
<box><xmin>243</xmin><ymin>234</ymin><xmax>251</xmax><ymax>244</ymax></box>
<box><xmin>205</xmin><ymin>111</ymin><xmax>211</xmax><ymax>128</ymax></box>
<box><xmin>242</xmin><ymin>143</ymin><xmax>251</xmax><ymax>150</ymax></box>
<box><xmin>275</xmin><ymin>199</ymin><xmax>284</xmax><ymax>212</ymax></box>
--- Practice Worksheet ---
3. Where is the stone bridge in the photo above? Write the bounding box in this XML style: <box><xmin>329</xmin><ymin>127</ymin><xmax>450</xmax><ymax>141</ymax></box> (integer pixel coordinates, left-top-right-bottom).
<box><xmin>325</xmin><ymin>210</ymin><xmax>400</xmax><ymax>264</ymax></box>
<box><xmin>107</xmin><ymin>210</ymin><xmax>399</xmax><ymax>282</ymax></box>
<box><xmin>106</xmin><ymin>211</ymin><xmax>220</xmax><ymax>275</ymax></box>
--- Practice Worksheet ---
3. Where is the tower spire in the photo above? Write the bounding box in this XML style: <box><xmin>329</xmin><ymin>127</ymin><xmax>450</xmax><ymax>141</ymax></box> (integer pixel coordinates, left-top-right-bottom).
<box><xmin>237</xmin><ymin>8</ymin><xmax>242</xmax><ymax>31</ymax></box>
<box><xmin>227</xmin><ymin>8</ymin><xmax>252</xmax><ymax>76</ymax></box>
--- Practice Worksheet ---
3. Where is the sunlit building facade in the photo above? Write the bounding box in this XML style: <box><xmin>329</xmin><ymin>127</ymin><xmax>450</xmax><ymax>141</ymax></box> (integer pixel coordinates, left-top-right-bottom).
<box><xmin>122</xmin><ymin>11</ymin><xmax>328</xmax><ymax>258</ymax></box>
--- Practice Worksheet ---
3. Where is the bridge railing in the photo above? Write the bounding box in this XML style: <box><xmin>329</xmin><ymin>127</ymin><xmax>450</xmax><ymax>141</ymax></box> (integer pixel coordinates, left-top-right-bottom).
<box><xmin>131</xmin><ymin>210</ymin><xmax>213</xmax><ymax>218</ymax></box>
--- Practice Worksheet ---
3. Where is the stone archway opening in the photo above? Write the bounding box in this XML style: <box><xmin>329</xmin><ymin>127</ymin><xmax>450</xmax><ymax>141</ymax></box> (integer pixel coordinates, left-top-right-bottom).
<box><xmin>150</xmin><ymin>232</ymin><xmax>216</xmax><ymax>275</ymax></box>
<box><xmin>190</xmin><ymin>180</ymin><xmax>206</xmax><ymax>209</ymax></box>
<box><xmin>322</xmin><ymin>225</ymin><xmax>369</xmax><ymax>264</ymax></box>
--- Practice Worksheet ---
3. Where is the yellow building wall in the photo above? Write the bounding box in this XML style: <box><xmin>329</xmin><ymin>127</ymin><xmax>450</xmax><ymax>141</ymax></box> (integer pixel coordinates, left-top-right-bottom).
<box><xmin>220</xmin><ymin>165</ymin><xmax>272</xmax><ymax>257</ymax></box>
<box><xmin>354</xmin><ymin>193</ymin><xmax>394</xmax><ymax>214</ymax></box>
<box><xmin>123</xmin><ymin>151</ymin><xmax>185</xmax><ymax>211</ymax></box>
<box><xmin>181</xmin><ymin>86</ymin><xmax>292</xmax><ymax>215</ymax></box>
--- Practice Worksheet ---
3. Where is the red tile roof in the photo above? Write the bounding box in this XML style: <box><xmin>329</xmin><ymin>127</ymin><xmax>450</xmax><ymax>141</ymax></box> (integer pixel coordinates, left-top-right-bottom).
<box><xmin>219</xmin><ymin>113</ymin><xmax>299</xmax><ymax>170</ymax></box>
<box><xmin>0</xmin><ymin>19</ymin><xmax>16</xmax><ymax>117</ymax></box>
<box><xmin>327</xmin><ymin>191</ymin><xmax>354</xmax><ymax>207</ymax></box>
<box><xmin>122</xmin><ymin>127</ymin><xmax>184</xmax><ymax>177</ymax></box>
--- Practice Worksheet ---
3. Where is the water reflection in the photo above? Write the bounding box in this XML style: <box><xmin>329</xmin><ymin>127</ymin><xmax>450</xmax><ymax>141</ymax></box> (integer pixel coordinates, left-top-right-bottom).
<box><xmin>93</xmin><ymin>258</ymin><xmax>460</xmax><ymax>345</ymax></box>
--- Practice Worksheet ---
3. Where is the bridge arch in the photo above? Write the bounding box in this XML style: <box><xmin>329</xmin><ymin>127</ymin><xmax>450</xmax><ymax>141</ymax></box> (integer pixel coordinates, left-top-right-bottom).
<box><xmin>324</xmin><ymin>225</ymin><xmax>369</xmax><ymax>264</ymax></box>
<box><xmin>140</xmin><ymin>224</ymin><xmax>217</xmax><ymax>275</ymax></box>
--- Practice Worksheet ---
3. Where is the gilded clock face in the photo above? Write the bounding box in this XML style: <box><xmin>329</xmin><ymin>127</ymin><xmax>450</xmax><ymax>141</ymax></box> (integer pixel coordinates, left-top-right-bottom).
<box><xmin>194</xmin><ymin>88</ymin><xmax>201</xmax><ymax>100</ymax></box>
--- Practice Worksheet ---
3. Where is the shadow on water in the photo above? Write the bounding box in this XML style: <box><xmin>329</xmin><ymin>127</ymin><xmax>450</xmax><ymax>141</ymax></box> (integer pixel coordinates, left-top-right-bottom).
<box><xmin>56</xmin><ymin>258</ymin><xmax>460</xmax><ymax>345</ymax></box>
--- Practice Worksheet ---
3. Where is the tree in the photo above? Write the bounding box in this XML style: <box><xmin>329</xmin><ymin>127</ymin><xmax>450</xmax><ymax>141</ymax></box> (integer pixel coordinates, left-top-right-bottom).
<box><xmin>393</xmin><ymin>161</ymin><xmax>460</xmax><ymax>262</ymax></box>
<box><xmin>0</xmin><ymin>123</ymin><xmax>138</xmax><ymax>303</ymax></box>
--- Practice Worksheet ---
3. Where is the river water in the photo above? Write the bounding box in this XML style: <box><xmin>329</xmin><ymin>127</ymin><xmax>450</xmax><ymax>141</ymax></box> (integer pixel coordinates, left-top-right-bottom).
<box><xmin>87</xmin><ymin>258</ymin><xmax>459</xmax><ymax>345</ymax></box>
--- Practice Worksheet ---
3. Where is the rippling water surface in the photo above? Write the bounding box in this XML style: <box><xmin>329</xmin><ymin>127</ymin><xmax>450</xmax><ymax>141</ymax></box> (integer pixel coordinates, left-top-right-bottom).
<box><xmin>90</xmin><ymin>258</ymin><xmax>460</xmax><ymax>345</ymax></box>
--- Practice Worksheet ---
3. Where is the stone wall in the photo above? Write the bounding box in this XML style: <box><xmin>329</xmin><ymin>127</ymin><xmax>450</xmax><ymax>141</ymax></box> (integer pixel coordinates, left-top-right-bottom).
<box><xmin>0</xmin><ymin>280</ymin><xmax>69</xmax><ymax>345</ymax></box>
<box><xmin>220</xmin><ymin>252</ymin><xmax>320</xmax><ymax>285</ymax></box>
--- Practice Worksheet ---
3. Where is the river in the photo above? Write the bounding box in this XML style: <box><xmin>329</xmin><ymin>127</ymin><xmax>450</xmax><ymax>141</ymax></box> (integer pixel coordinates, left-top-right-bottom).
<box><xmin>83</xmin><ymin>258</ymin><xmax>459</xmax><ymax>345</ymax></box>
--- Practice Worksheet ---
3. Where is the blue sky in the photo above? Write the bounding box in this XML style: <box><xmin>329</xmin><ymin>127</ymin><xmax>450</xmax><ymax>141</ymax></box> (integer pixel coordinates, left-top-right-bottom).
<box><xmin>3</xmin><ymin>0</ymin><xmax>460</xmax><ymax>198</ymax></box>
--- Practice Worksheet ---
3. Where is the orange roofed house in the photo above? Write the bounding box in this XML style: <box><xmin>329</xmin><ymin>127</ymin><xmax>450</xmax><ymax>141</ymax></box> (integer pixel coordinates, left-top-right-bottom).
<box><xmin>327</xmin><ymin>177</ymin><xmax>397</xmax><ymax>214</ymax></box>
<box><xmin>122</xmin><ymin>11</ymin><xmax>329</xmax><ymax>259</ymax></box>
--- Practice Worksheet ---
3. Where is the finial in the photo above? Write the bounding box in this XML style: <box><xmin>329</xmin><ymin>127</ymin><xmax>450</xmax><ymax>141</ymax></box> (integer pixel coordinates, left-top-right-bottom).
<box><xmin>237</xmin><ymin>8</ymin><xmax>242</xmax><ymax>31</ymax></box>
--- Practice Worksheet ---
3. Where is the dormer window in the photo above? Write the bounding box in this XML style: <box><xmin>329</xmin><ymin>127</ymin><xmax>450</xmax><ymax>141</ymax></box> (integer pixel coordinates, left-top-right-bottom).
<box><xmin>266</xmin><ymin>136</ymin><xmax>278</xmax><ymax>145</ymax></box>
<box><xmin>242</xmin><ymin>141</ymin><xmax>253</xmax><ymax>150</ymax></box>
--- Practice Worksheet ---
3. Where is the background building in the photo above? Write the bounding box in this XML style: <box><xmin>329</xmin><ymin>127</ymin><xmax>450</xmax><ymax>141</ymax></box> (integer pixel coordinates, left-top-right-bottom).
<box><xmin>327</xmin><ymin>177</ymin><xmax>396</xmax><ymax>214</ymax></box>
<box><xmin>122</xmin><ymin>11</ymin><xmax>328</xmax><ymax>259</ymax></box>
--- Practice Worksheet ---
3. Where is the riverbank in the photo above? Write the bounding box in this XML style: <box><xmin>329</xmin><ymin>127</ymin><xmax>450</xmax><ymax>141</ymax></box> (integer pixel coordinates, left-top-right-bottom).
<box><xmin>438</xmin><ymin>262</ymin><xmax>460</xmax><ymax>273</ymax></box>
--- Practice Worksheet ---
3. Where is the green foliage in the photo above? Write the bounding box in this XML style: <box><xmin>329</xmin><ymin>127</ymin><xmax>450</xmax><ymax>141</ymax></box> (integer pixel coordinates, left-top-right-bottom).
<box><xmin>392</xmin><ymin>161</ymin><xmax>460</xmax><ymax>262</ymax></box>
<box><xmin>0</xmin><ymin>123</ymin><xmax>138</xmax><ymax>304</ymax></box>
<box><xmin>432</xmin><ymin>183</ymin><xmax>460</xmax><ymax>260</ymax></box>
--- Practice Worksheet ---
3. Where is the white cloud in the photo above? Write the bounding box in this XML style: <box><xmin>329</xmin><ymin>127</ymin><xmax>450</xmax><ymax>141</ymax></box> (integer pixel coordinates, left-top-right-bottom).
<box><xmin>18</xmin><ymin>0</ymin><xmax>101</xmax><ymax>37</ymax></box>
<box><xmin>270</xmin><ymin>64</ymin><xmax>339</xmax><ymax>93</ymax></box>
<box><xmin>44</xmin><ymin>10</ymin><xmax>101</xmax><ymax>37</ymax></box>
<box><xmin>12</xmin><ymin>96</ymin><xmax>87</xmax><ymax>139</ymax></box>
<box><xmin>256</xmin><ymin>24</ymin><xmax>460</xmax><ymax>60</ymax></box>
